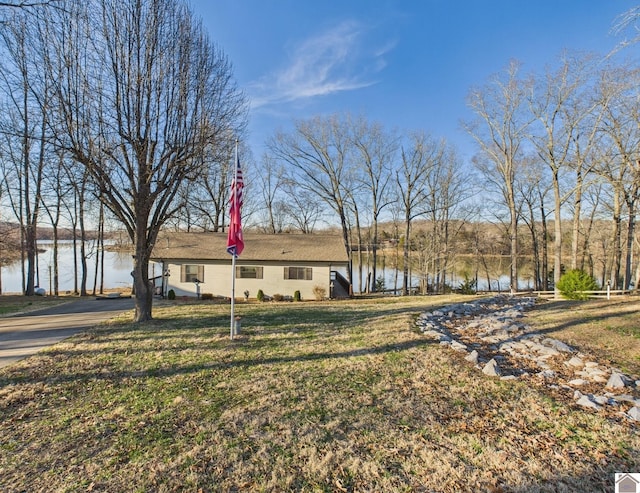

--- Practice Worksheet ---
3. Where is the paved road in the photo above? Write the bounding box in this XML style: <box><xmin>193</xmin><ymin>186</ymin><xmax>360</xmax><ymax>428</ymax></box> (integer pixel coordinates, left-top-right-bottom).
<box><xmin>0</xmin><ymin>297</ymin><xmax>135</xmax><ymax>369</ymax></box>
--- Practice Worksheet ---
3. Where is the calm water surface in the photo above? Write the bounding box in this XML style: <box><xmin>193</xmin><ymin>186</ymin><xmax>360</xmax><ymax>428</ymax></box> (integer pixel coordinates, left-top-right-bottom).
<box><xmin>0</xmin><ymin>242</ymin><xmax>134</xmax><ymax>294</ymax></box>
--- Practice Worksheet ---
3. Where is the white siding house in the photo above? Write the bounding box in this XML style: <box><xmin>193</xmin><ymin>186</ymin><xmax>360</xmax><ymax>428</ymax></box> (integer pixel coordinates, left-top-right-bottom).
<box><xmin>150</xmin><ymin>232</ymin><xmax>351</xmax><ymax>300</ymax></box>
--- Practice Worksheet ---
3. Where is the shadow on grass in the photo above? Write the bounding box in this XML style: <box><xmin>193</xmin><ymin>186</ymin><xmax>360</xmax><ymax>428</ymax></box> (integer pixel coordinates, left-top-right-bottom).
<box><xmin>0</xmin><ymin>300</ymin><xmax>434</xmax><ymax>388</ymax></box>
<box><xmin>81</xmin><ymin>303</ymin><xmax>424</xmax><ymax>342</ymax></box>
<box><xmin>523</xmin><ymin>298</ymin><xmax>640</xmax><ymax>344</ymax></box>
<box><xmin>0</xmin><ymin>335</ymin><xmax>434</xmax><ymax>389</ymax></box>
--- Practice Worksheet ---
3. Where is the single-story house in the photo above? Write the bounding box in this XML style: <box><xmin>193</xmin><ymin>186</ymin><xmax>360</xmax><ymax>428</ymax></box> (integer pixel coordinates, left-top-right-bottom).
<box><xmin>149</xmin><ymin>232</ymin><xmax>351</xmax><ymax>300</ymax></box>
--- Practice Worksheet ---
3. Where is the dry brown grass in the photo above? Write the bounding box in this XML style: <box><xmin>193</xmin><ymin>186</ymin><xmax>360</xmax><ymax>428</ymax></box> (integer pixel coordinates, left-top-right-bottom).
<box><xmin>0</xmin><ymin>295</ymin><xmax>71</xmax><ymax>316</ymax></box>
<box><xmin>0</xmin><ymin>295</ymin><xmax>638</xmax><ymax>492</ymax></box>
<box><xmin>526</xmin><ymin>296</ymin><xmax>640</xmax><ymax>376</ymax></box>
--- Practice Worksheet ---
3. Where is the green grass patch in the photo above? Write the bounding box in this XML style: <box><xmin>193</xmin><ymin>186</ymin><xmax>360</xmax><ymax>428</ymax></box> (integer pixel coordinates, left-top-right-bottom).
<box><xmin>605</xmin><ymin>324</ymin><xmax>640</xmax><ymax>339</ymax></box>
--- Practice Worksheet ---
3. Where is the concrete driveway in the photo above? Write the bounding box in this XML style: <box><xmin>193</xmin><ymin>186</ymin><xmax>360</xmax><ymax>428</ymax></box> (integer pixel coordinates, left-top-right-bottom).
<box><xmin>0</xmin><ymin>297</ymin><xmax>135</xmax><ymax>369</ymax></box>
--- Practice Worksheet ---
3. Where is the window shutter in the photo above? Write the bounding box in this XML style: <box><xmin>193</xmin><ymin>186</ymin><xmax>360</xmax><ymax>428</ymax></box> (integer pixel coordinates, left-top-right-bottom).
<box><xmin>257</xmin><ymin>267</ymin><xmax>263</xmax><ymax>279</ymax></box>
<box><xmin>284</xmin><ymin>267</ymin><xmax>289</xmax><ymax>279</ymax></box>
<box><xmin>180</xmin><ymin>265</ymin><xmax>186</xmax><ymax>282</ymax></box>
<box><xmin>198</xmin><ymin>265</ymin><xmax>204</xmax><ymax>282</ymax></box>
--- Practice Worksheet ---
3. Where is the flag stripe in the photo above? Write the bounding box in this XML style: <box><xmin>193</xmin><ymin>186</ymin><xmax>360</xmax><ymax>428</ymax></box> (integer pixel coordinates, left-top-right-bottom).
<box><xmin>226</xmin><ymin>153</ymin><xmax>244</xmax><ymax>257</ymax></box>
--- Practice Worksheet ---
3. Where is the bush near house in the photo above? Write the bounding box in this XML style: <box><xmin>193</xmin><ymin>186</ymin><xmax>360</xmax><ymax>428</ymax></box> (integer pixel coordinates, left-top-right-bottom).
<box><xmin>256</xmin><ymin>289</ymin><xmax>265</xmax><ymax>302</ymax></box>
<box><xmin>313</xmin><ymin>285</ymin><xmax>326</xmax><ymax>301</ymax></box>
<box><xmin>557</xmin><ymin>269</ymin><xmax>599</xmax><ymax>300</ymax></box>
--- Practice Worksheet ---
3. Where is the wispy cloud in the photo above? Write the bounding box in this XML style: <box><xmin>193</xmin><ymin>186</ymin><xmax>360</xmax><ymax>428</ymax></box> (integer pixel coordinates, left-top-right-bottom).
<box><xmin>249</xmin><ymin>21</ymin><xmax>394</xmax><ymax>109</ymax></box>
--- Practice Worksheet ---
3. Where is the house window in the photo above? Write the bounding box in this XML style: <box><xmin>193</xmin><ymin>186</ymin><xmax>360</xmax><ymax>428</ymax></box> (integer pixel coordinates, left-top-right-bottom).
<box><xmin>181</xmin><ymin>264</ymin><xmax>204</xmax><ymax>283</ymax></box>
<box><xmin>284</xmin><ymin>267</ymin><xmax>312</xmax><ymax>280</ymax></box>
<box><xmin>236</xmin><ymin>266</ymin><xmax>264</xmax><ymax>279</ymax></box>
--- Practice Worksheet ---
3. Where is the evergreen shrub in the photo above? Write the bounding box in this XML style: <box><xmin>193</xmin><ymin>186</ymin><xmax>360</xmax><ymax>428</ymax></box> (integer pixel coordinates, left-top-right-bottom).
<box><xmin>556</xmin><ymin>269</ymin><xmax>598</xmax><ymax>300</ymax></box>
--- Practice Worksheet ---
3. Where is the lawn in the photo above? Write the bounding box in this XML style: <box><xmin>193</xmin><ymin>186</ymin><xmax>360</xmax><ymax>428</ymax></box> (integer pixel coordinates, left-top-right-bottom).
<box><xmin>0</xmin><ymin>295</ymin><xmax>638</xmax><ymax>492</ymax></box>
<box><xmin>0</xmin><ymin>295</ymin><xmax>71</xmax><ymax>316</ymax></box>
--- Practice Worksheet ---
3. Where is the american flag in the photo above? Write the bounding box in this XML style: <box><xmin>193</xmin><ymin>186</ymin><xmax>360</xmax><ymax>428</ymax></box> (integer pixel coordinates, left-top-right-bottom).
<box><xmin>226</xmin><ymin>154</ymin><xmax>244</xmax><ymax>257</ymax></box>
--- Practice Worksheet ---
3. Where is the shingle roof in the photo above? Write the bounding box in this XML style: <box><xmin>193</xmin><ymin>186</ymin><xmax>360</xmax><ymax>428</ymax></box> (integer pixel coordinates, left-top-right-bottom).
<box><xmin>150</xmin><ymin>232</ymin><xmax>349</xmax><ymax>263</ymax></box>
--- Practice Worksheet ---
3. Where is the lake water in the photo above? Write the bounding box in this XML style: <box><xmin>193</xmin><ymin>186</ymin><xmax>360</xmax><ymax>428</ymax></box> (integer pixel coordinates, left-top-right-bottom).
<box><xmin>0</xmin><ymin>241</ymin><xmax>519</xmax><ymax>295</ymax></box>
<box><xmin>347</xmin><ymin>262</ymin><xmax>520</xmax><ymax>294</ymax></box>
<box><xmin>0</xmin><ymin>242</ymin><xmax>134</xmax><ymax>294</ymax></box>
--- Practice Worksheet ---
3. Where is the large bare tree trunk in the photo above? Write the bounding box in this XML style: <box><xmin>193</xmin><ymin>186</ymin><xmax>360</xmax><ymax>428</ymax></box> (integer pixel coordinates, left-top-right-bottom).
<box><xmin>570</xmin><ymin>170</ymin><xmax>584</xmax><ymax>271</ymax></box>
<box><xmin>611</xmin><ymin>192</ymin><xmax>623</xmax><ymax>289</ymax></box>
<box><xmin>551</xmin><ymin>170</ymin><xmax>563</xmax><ymax>297</ymax></box>
<box><xmin>48</xmin><ymin>0</ymin><xmax>247</xmax><ymax>321</ymax></box>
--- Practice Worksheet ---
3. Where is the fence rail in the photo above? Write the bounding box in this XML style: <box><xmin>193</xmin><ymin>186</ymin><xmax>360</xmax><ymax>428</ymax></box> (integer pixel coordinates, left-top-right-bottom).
<box><xmin>513</xmin><ymin>289</ymin><xmax>635</xmax><ymax>299</ymax></box>
<box><xmin>357</xmin><ymin>288</ymin><xmax>637</xmax><ymax>299</ymax></box>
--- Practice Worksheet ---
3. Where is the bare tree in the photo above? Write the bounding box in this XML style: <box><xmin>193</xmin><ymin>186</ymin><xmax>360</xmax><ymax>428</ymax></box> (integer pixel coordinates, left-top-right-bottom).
<box><xmin>464</xmin><ymin>60</ymin><xmax>531</xmax><ymax>293</ymax></box>
<box><xmin>269</xmin><ymin>114</ymin><xmax>355</xmax><ymax>284</ymax></box>
<box><xmin>594</xmin><ymin>65</ymin><xmax>640</xmax><ymax>289</ymax></box>
<box><xmin>422</xmin><ymin>144</ymin><xmax>473</xmax><ymax>293</ymax></box>
<box><xmin>39</xmin><ymin>152</ymin><xmax>70</xmax><ymax>295</ymax></box>
<box><xmin>527</xmin><ymin>54</ymin><xmax>602</xmax><ymax>294</ymax></box>
<box><xmin>515</xmin><ymin>155</ymin><xmax>552</xmax><ymax>290</ymax></box>
<box><xmin>395</xmin><ymin>132</ymin><xmax>443</xmax><ymax>295</ymax></box>
<box><xmin>280</xmin><ymin>179</ymin><xmax>323</xmax><ymax>234</ymax></box>
<box><xmin>350</xmin><ymin>116</ymin><xmax>397</xmax><ymax>292</ymax></box>
<box><xmin>0</xmin><ymin>10</ymin><xmax>52</xmax><ymax>295</ymax></box>
<box><xmin>256</xmin><ymin>154</ymin><xmax>286</xmax><ymax>233</ymax></box>
<box><xmin>578</xmin><ymin>181</ymin><xmax>607</xmax><ymax>277</ymax></box>
<box><xmin>48</xmin><ymin>0</ymin><xmax>247</xmax><ymax>320</ymax></box>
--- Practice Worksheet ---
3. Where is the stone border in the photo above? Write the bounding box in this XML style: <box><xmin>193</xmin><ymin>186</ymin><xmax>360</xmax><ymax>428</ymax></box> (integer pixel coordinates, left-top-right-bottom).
<box><xmin>416</xmin><ymin>295</ymin><xmax>640</xmax><ymax>422</ymax></box>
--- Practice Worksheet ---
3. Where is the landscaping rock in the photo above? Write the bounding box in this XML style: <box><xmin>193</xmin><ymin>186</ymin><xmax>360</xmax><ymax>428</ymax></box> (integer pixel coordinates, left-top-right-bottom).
<box><xmin>482</xmin><ymin>358</ymin><xmax>501</xmax><ymax>377</ymax></box>
<box><xmin>450</xmin><ymin>340</ymin><xmax>468</xmax><ymax>352</ymax></box>
<box><xmin>465</xmin><ymin>350</ymin><xmax>479</xmax><ymax>365</ymax></box>
<box><xmin>615</xmin><ymin>395</ymin><xmax>639</xmax><ymax>405</ymax></box>
<box><xmin>500</xmin><ymin>375</ymin><xmax>518</xmax><ymax>381</ymax></box>
<box><xmin>416</xmin><ymin>295</ymin><xmax>639</xmax><ymax>418</ymax></box>
<box><xmin>568</xmin><ymin>378</ymin><xmax>588</xmax><ymax>386</ymax></box>
<box><xmin>575</xmin><ymin>393</ymin><xmax>601</xmax><ymax>410</ymax></box>
<box><xmin>543</xmin><ymin>338</ymin><xmax>574</xmax><ymax>353</ymax></box>
<box><xmin>538</xmin><ymin>369</ymin><xmax>556</xmax><ymax>379</ymax></box>
<box><xmin>606</xmin><ymin>372</ymin><xmax>630</xmax><ymax>389</ymax></box>
<box><xmin>565</xmin><ymin>356</ymin><xmax>584</xmax><ymax>368</ymax></box>
<box><xmin>593</xmin><ymin>395</ymin><xmax>612</xmax><ymax>406</ymax></box>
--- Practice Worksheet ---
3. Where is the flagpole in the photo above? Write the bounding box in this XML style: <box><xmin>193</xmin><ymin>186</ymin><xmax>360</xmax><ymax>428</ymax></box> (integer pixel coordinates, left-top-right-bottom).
<box><xmin>230</xmin><ymin>252</ymin><xmax>237</xmax><ymax>340</ymax></box>
<box><xmin>230</xmin><ymin>141</ymin><xmax>239</xmax><ymax>340</ymax></box>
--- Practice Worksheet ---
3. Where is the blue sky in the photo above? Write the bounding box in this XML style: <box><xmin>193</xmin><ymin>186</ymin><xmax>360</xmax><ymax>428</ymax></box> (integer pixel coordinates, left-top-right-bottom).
<box><xmin>190</xmin><ymin>1</ymin><xmax>638</xmax><ymax>163</ymax></box>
